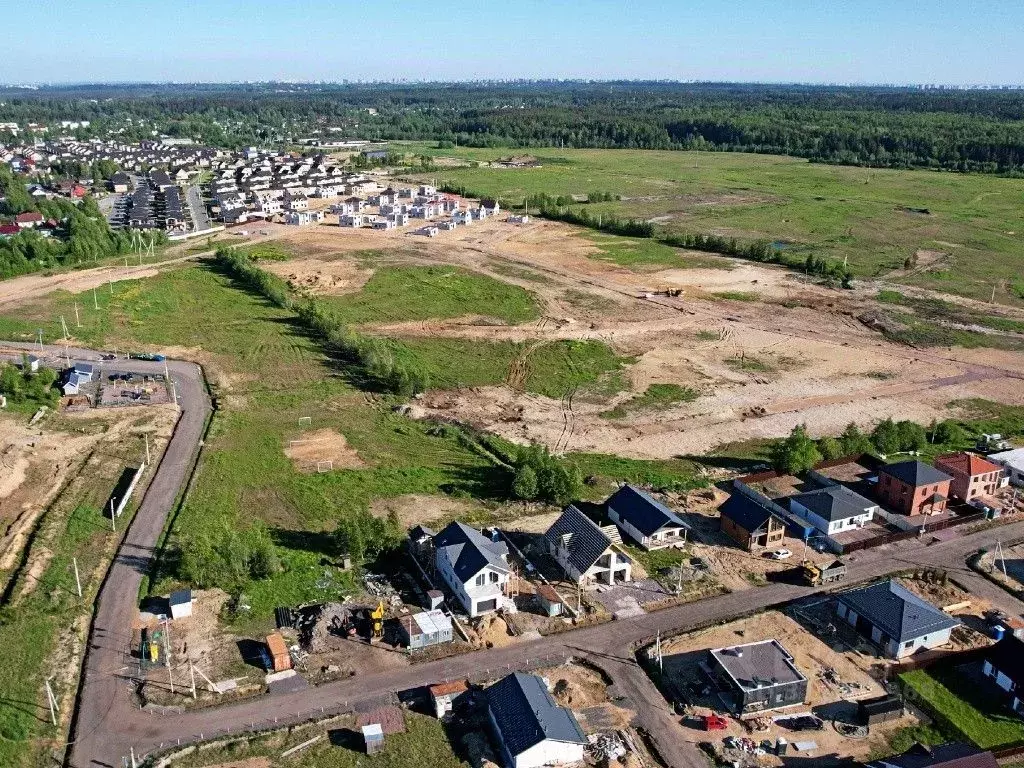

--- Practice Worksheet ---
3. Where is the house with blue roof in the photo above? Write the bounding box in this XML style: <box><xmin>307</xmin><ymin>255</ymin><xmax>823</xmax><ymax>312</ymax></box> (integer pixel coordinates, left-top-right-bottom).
<box><xmin>486</xmin><ymin>672</ymin><xmax>587</xmax><ymax>768</ymax></box>
<box><xmin>835</xmin><ymin>579</ymin><xmax>960</xmax><ymax>658</ymax></box>
<box><xmin>719</xmin><ymin>492</ymin><xmax>787</xmax><ymax>552</ymax></box>
<box><xmin>606</xmin><ymin>484</ymin><xmax>689</xmax><ymax>550</ymax></box>
<box><xmin>433</xmin><ymin>521</ymin><xmax>511</xmax><ymax>617</ymax></box>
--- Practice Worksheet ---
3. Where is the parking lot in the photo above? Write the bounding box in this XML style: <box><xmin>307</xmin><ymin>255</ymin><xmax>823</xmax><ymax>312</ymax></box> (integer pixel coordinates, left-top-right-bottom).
<box><xmin>98</xmin><ymin>370</ymin><xmax>172</xmax><ymax>407</ymax></box>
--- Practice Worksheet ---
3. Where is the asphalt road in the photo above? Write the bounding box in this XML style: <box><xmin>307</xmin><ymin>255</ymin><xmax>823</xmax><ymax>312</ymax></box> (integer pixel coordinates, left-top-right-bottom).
<box><xmin>185</xmin><ymin>184</ymin><xmax>212</xmax><ymax>233</ymax></box>
<box><xmin>9</xmin><ymin>340</ymin><xmax>1023</xmax><ymax>767</ymax></box>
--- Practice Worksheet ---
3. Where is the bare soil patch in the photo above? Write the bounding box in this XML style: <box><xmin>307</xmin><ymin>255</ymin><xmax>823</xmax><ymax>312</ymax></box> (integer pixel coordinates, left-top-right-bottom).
<box><xmin>369</xmin><ymin>493</ymin><xmax>475</xmax><ymax>529</ymax></box>
<box><xmin>264</xmin><ymin>257</ymin><xmax>374</xmax><ymax>296</ymax></box>
<box><xmin>284</xmin><ymin>428</ymin><xmax>368</xmax><ymax>472</ymax></box>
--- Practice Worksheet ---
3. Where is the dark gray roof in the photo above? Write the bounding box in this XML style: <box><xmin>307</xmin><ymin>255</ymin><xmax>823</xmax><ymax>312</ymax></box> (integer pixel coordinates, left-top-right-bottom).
<box><xmin>880</xmin><ymin>460</ymin><xmax>953</xmax><ymax>487</ymax></box>
<box><xmin>836</xmin><ymin>579</ymin><xmax>959</xmax><ymax>643</ymax></box>
<box><xmin>710</xmin><ymin>640</ymin><xmax>806</xmax><ymax>691</ymax></box>
<box><xmin>789</xmin><ymin>485</ymin><xmax>876</xmax><ymax>522</ymax></box>
<box><xmin>607</xmin><ymin>485</ymin><xmax>686</xmax><ymax>536</ymax></box>
<box><xmin>434</xmin><ymin>521</ymin><xmax>508</xmax><ymax>584</ymax></box>
<box><xmin>544</xmin><ymin>505</ymin><xmax>613</xmax><ymax>574</ymax></box>
<box><xmin>486</xmin><ymin>672</ymin><xmax>587</xmax><ymax>756</ymax></box>
<box><xmin>169</xmin><ymin>589</ymin><xmax>192</xmax><ymax>606</ymax></box>
<box><xmin>719</xmin><ymin>494</ymin><xmax>784</xmax><ymax>534</ymax></box>
<box><xmin>982</xmin><ymin>635</ymin><xmax>1024</xmax><ymax>684</ymax></box>
<box><xmin>865</xmin><ymin>741</ymin><xmax>997</xmax><ymax>768</ymax></box>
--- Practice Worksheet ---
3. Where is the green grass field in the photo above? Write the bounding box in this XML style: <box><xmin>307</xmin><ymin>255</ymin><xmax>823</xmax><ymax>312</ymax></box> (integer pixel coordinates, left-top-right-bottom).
<box><xmin>901</xmin><ymin>667</ymin><xmax>1024</xmax><ymax>749</ymax></box>
<box><xmin>0</xmin><ymin>261</ymin><xmax>691</xmax><ymax>631</ymax></box>
<box><xmin>321</xmin><ymin>265</ymin><xmax>541</xmax><ymax>326</ymax></box>
<box><xmin>402</xmin><ymin>143</ymin><xmax>1024</xmax><ymax>304</ymax></box>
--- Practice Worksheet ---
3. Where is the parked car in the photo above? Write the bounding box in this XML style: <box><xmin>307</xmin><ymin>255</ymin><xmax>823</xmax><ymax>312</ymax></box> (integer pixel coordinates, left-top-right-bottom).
<box><xmin>769</xmin><ymin>548</ymin><xmax>793</xmax><ymax>560</ymax></box>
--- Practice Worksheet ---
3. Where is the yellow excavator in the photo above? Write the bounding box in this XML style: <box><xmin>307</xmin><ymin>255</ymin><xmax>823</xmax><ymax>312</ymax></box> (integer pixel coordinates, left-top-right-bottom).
<box><xmin>370</xmin><ymin>600</ymin><xmax>385</xmax><ymax>639</ymax></box>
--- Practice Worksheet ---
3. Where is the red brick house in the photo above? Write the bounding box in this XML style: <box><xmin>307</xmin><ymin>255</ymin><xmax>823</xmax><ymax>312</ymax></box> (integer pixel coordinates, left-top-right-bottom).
<box><xmin>934</xmin><ymin>452</ymin><xmax>1004</xmax><ymax>503</ymax></box>
<box><xmin>877</xmin><ymin>460</ymin><xmax>953</xmax><ymax>516</ymax></box>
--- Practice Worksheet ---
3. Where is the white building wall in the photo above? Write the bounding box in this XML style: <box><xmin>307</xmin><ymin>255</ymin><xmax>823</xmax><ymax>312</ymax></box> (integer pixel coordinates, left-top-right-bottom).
<box><xmin>513</xmin><ymin>740</ymin><xmax>585</xmax><ymax>768</ymax></box>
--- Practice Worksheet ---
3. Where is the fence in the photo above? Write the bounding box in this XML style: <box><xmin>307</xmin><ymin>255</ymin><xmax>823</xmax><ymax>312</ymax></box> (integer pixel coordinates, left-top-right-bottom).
<box><xmin>139</xmin><ymin>652</ymin><xmax>574</xmax><ymax>766</ymax></box>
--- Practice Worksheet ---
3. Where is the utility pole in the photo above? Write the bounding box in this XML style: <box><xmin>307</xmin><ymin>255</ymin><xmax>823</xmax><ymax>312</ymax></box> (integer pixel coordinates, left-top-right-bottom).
<box><xmin>36</xmin><ymin>328</ymin><xmax>43</xmax><ymax>354</ymax></box>
<box><xmin>144</xmin><ymin>432</ymin><xmax>151</xmax><ymax>465</ymax></box>
<box><xmin>93</xmin><ymin>286</ymin><xmax>100</xmax><ymax>310</ymax></box>
<box><xmin>996</xmin><ymin>540</ymin><xmax>1009</xmax><ymax>578</ymax></box>
<box><xmin>189</xmin><ymin>658</ymin><xmax>197</xmax><ymax>699</ymax></box>
<box><xmin>44</xmin><ymin>678</ymin><xmax>59</xmax><ymax>725</ymax></box>
<box><xmin>110</xmin><ymin>498</ymin><xmax>117</xmax><ymax>533</ymax></box>
<box><xmin>655</xmin><ymin>630</ymin><xmax>663</xmax><ymax>671</ymax></box>
<box><xmin>130</xmin><ymin>747</ymin><xmax>137</xmax><ymax>768</ymax></box>
<box><xmin>72</xmin><ymin>557</ymin><xmax>82</xmax><ymax>598</ymax></box>
<box><xmin>60</xmin><ymin>315</ymin><xmax>69</xmax><ymax>341</ymax></box>
<box><xmin>74</xmin><ymin>302</ymin><xmax>82</xmax><ymax>328</ymax></box>
<box><xmin>991</xmin><ymin>283</ymin><xmax>998</xmax><ymax>304</ymax></box>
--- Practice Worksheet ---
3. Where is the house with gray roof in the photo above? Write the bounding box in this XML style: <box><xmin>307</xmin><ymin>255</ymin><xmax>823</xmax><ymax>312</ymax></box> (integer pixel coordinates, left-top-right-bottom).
<box><xmin>877</xmin><ymin>460</ymin><xmax>953</xmax><ymax>517</ymax></box>
<box><xmin>544</xmin><ymin>505</ymin><xmax>632</xmax><ymax>586</ymax></box>
<box><xmin>707</xmin><ymin>639</ymin><xmax>808</xmax><ymax>715</ymax></box>
<box><xmin>433</xmin><ymin>521</ymin><xmax>511</xmax><ymax>617</ymax></box>
<box><xmin>606</xmin><ymin>484</ymin><xmax>688</xmax><ymax>550</ymax></box>
<box><xmin>788</xmin><ymin>484</ymin><xmax>878</xmax><ymax>536</ymax></box>
<box><xmin>486</xmin><ymin>672</ymin><xmax>587</xmax><ymax>768</ymax></box>
<box><xmin>835</xmin><ymin>579</ymin><xmax>959</xmax><ymax>658</ymax></box>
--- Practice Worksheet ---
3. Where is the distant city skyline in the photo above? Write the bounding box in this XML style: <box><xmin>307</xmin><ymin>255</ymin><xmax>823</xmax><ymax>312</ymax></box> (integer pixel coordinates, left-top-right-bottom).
<box><xmin>7</xmin><ymin>0</ymin><xmax>1023</xmax><ymax>86</ymax></box>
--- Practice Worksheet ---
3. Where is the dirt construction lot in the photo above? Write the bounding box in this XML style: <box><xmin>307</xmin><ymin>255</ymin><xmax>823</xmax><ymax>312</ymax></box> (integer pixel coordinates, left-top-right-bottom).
<box><xmin>655</xmin><ymin>609</ymin><xmax>924</xmax><ymax>764</ymax></box>
<box><xmin>253</xmin><ymin>214</ymin><xmax>1024</xmax><ymax>459</ymax></box>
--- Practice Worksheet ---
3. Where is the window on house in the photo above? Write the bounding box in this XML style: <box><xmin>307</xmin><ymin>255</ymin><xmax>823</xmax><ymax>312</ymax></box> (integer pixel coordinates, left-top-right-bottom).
<box><xmin>489</xmin><ymin>572</ymin><xmax>499</xmax><ymax>583</ymax></box>
<box><xmin>904</xmin><ymin>640</ymin><xmax>913</xmax><ymax>648</ymax></box>
<box><xmin>475</xmin><ymin>574</ymin><xmax>485</xmax><ymax>587</ymax></box>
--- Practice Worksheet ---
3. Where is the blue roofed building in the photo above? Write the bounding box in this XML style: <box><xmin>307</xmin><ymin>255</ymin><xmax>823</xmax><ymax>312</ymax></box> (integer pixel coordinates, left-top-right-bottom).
<box><xmin>606</xmin><ymin>484</ymin><xmax>689</xmax><ymax>550</ymax></box>
<box><xmin>719</xmin><ymin>492</ymin><xmax>788</xmax><ymax>551</ymax></box>
<box><xmin>486</xmin><ymin>672</ymin><xmax>588</xmax><ymax>768</ymax></box>
<box><xmin>835</xmin><ymin>579</ymin><xmax>960</xmax><ymax>658</ymax></box>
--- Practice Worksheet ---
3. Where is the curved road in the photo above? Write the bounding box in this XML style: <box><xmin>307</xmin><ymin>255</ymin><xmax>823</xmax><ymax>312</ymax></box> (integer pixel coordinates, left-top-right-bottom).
<box><xmin>8</xmin><ymin>342</ymin><xmax>1023</xmax><ymax>767</ymax></box>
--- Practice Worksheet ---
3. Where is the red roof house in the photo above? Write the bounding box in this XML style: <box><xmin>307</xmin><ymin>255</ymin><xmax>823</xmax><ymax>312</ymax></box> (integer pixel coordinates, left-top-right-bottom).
<box><xmin>14</xmin><ymin>211</ymin><xmax>43</xmax><ymax>228</ymax></box>
<box><xmin>934</xmin><ymin>452</ymin><xmax>1004</xmax><ymax>503</ymax></box>
<box><xmin>0</xmin><ymin>224</ymin><xmax>21</xmax><ymax>236</ymax></box>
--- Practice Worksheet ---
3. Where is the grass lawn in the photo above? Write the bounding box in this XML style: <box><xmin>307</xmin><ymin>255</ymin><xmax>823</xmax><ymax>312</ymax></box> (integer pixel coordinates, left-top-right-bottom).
<box><xmin>583</xmin><ymin>231</ymin><xmax>731</xmax><ymax>271</ymax></box>
<box><xmin>173</xmin><ymin>711</ymin><xmax>467</xmax><ymax>768</ymax></box>
<box><xmin>401</xmin><ymin>143</ymin><xmax>1024</xmax><ymax>305</ymax></box>
<box><xmin>901</xmin><ymin>667</ymin><xmax>1024</xmax><ymax>749</ymax></box>
<box><xmin>321</xmin><ymin>265</ymin><xmax>540</xmax><ymax>326</ymax></box>
<box><xmin>392</xmin><ymin>337</ymin><xmax>628</xmax><ymax>397</ymax></box>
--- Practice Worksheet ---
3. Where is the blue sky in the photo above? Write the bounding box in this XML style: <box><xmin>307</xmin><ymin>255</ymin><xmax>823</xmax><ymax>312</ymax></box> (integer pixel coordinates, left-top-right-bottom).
<box><xmin>6</xmin><ymin>0</ymin><xmax>1022</xmax><ymax>85</ymax></box>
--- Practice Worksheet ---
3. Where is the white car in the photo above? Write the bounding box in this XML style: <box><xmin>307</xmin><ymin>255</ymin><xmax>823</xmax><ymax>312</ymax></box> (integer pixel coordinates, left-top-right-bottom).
<box><xmin>769</xmin><ymin>548</ymin><xmax>793</xmax><ymax>560</ymax></box>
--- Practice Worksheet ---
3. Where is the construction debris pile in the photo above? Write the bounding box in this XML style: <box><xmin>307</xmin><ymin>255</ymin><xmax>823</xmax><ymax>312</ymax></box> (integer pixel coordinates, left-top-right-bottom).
<box><xmin>587</xmin><ymin>732</ymin><xmax>626</xmax><ymax>761</ymax></box>
<box><xmin>294</xmin><ymin>603</ymin><xmax>359</xmax><ymax>652</ymax></box>
<box><xmin>364</xmin><ymin>573</ymin><xmax>403</xmax><ymax>609</ymax></box>
<box><xmin>817</xmin><ymin>666</ymin><xmax>865</xmax><ymax>697</ymax></box>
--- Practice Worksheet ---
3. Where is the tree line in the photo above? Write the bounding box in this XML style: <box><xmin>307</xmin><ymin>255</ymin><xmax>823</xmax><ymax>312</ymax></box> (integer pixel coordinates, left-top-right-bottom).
<box><xmin>5</xmin><ymin>81</ymin><xmax>1024</xmax><ymax>173</ymax></box>
<box><xmin>213</xmin><ymin>247</ymin><xmax>432</xmax><ymax>395</ymax></box>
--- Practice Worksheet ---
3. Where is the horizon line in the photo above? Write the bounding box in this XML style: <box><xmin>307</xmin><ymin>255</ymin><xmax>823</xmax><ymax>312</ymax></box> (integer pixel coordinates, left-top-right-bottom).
<box><xmin>3</xmin><ymin>78</ymin><xmax>1024</xmax><ymax>90</ymax></box>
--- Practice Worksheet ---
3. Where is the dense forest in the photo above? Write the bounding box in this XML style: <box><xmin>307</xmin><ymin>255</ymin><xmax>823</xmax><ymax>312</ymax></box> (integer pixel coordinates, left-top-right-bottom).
<box><xmin>3</xmin><ymin>81</ymin><xmax>1024</xmax><ymax>173</ymax></box>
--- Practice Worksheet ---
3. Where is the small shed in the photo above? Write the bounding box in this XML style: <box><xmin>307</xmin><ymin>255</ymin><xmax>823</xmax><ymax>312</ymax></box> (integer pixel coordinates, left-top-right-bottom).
<box><xmin>168</xmin><ymin>589</ymin><xmax>194</xmax><ymax>620</ymax></box>
<box><xmin>426</xmin><ymin>589</ymin><xmax>445</xmax><ymax>610</ymax></box>
<box><xmin>25</xmin><ymin>355</ymin><xmax>40</xmax><ymax>373</ymax></box>
<box><xmin>536</xmin><ymin>584</ymin><xmax>564</xmax><ymax>617</ymax></box>
<box><xmin>265</xmin><ymin>632</ymin><xmax>291</xmax><ymax>672</ymax></box>
<box><xmin>428</xmin><ymin>680</ymin><xmax>469</xmax><ymax>718</ymax></box>
<box><xmin>361</xmin><ymin>723</ymin><xmax>384</xmax><ymax>754</ymax></box>
<box><xmin>858</xmin><ymin>694</ymin><xmax>904</xmax><ymax>726</ymax></box>
<box><xmin>399</xmin><ymin>609</ymin><xmax>453</xmax><ymax>650</ymax></box>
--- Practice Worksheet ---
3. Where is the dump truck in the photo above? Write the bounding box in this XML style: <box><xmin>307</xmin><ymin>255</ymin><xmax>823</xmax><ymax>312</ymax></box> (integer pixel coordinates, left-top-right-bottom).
<box><xmin>800</xmin><ymin>559</ymin><xmax>846</xmax><ymax>586</ymax></box>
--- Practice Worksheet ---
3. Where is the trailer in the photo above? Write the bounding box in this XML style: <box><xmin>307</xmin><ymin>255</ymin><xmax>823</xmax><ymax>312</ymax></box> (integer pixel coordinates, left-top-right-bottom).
<box><xmin>800</xmin><ymin>559</ymin><xmax>846</xmax><ymax>586</ymax></box>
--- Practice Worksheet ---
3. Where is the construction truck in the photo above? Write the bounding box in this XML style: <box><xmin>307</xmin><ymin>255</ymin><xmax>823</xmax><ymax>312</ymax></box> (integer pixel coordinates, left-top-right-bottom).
<box><xmin>800</xmin><ymin>559</ymin><xmax>847</xmax><ymax>586</ymax></box>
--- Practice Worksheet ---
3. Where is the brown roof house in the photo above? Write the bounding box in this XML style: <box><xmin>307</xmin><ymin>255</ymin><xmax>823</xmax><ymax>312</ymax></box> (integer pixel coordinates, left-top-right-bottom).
<box><xmin>934</xmin><ymin>452</ymin><xmax>1005</xmax><ymax>503</ymax></box>
<box><xmin>876</xmin><ymin>461</ymin><xmax>952</xmax><ymax>516</ymax></box>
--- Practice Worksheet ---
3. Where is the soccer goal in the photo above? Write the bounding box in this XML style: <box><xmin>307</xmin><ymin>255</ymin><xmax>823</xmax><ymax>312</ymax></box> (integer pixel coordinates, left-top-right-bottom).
<box><xmin>298</xmin><ymin>416</ymin><xmax>312</xmax><ymax>428</ymax></box>
<box><xmin>316</xmin><ymin>460</ymin><xmax>333</xmax><ymax>473</ymax></box>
